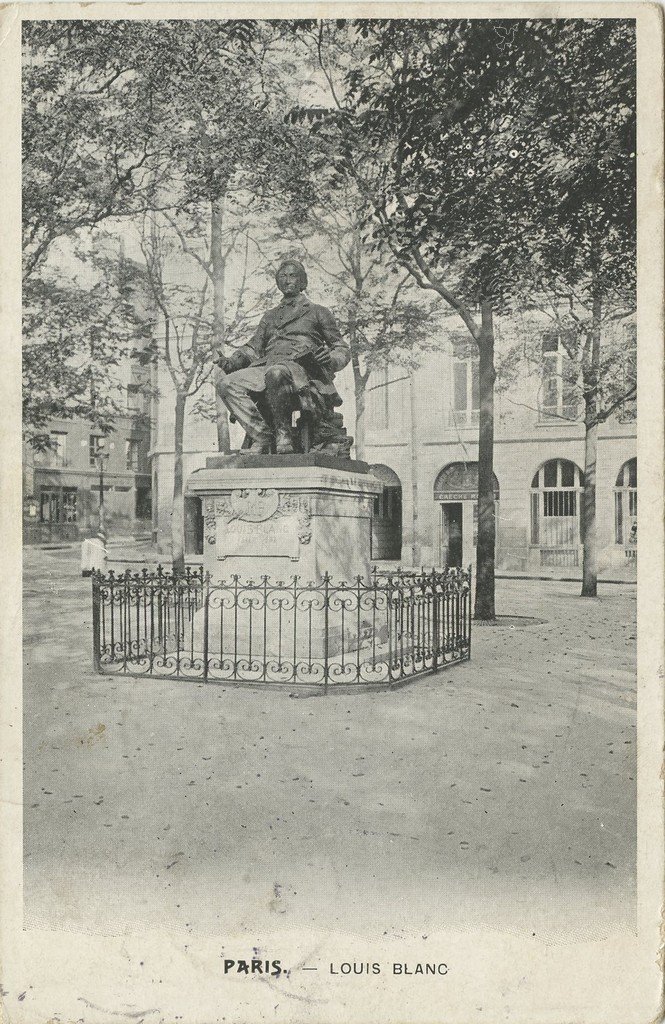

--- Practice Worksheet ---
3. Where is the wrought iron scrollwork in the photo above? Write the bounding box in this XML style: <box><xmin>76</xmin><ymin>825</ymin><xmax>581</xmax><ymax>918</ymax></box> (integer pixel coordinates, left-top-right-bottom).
<box><xmin>91</xmin><ymin>564</ymin><xmax>471</xmax><ymax>690</ymax></box>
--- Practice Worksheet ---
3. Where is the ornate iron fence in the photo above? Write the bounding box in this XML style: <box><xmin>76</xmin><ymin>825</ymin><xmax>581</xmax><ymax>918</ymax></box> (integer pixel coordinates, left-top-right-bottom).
<box><xmin>92</xmin><ymin>565</ymin><xmax>471</xmax><ymax>691</ymax></box>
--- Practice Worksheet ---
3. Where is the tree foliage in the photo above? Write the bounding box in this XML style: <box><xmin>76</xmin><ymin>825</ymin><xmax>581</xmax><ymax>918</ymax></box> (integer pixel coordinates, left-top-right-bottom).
<box><xmin>22</xmin><ymin>19</ymin><xmax>312</xmax><ymax>450</ymax></box>
<box><xmin>24</xmin><ymin>17</ymin><xmax>636</xmax><ymax>585</ymax></box>
<box><xmin>23</xmin><ymin>262</ymin><xmax>148</xmax><ymax>450</ymax></box>
<box><xmin>307</xmin><ymin>17</ymin><xmax>635</xmax><ymax>610</ymax></box>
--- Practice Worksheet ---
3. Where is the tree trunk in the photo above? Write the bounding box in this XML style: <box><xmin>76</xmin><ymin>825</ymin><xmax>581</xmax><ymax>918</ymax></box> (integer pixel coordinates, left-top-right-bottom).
<box><xmin>409</xmin><ymin>372</ymin><xmax>420</xmax><ymax>566</ymax></box>
<box><xmin>352</xmin><ymin>354</ymin><xmax>367</xmax><ymax>462</ymax></box>
<box><xmin>581</xmin><ymin>292</ymin><xmax>602</xmax><ymax>598</ymax></box>
<box><xmin>354</xmin><ymin>387</ymin><xmax>366</xmax><ymax>462</ymax></box>
<box><xmin>474</xmin><ymin>300</ymin><xmax>496</xmax><ymax>621</ymax></box>
<box><xmin>172</xmin><ymin>391</ymin><xmax>186</xmax><ymax>575</ymax></box>
<box><xmin>211</xmin><ymin>194</ymin><xmax>231</xmax><ymax>454</ymax></box>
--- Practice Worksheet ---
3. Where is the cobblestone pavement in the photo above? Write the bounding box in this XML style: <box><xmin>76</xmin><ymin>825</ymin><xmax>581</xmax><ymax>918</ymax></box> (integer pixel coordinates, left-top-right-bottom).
<box><xmin>23</xmin><ymin>546</ymin><xmax>636</xmax><ymax>942</ymax></box>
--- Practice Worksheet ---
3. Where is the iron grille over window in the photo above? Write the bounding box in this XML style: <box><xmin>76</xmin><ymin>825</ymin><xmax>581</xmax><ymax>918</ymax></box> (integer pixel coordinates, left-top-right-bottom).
<box><xmin>531</xmin><ymin>459</ymin><xmax>583</xmax><ymax>566</ymax></box>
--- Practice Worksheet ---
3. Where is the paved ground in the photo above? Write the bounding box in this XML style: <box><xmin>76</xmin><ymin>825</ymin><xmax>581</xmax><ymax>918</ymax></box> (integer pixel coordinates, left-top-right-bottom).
<box><xmin>23</xmin><ymin>546</ymin><xmax>636</xmax><ymax>943</ymax></box>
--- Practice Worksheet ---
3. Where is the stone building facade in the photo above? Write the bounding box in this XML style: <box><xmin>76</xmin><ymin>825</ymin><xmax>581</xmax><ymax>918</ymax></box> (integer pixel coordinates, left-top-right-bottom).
<box><xmin>23</xmin><ymin>403</ymin><xmax>152</xmax><ymax>545</ymax></box>
<box><xmin>363</xmin><ymin>315</ymin><xmax>636</xmax><ymax>575</ymax></box>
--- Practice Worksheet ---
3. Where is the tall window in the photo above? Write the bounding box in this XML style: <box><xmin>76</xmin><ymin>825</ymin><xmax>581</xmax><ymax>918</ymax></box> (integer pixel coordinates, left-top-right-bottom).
<box><xmin>450</xmin><ymin>341</ymin><xmax>479</xmax><ymax>424</ymax></box>
<box><xmin>614</xmin><ymin>458</ymin><xmax>637</xmax><ymax>551</ymax></box>
<box><xmin>40</xmin><ymin>489</ymin><xmax>60</xmax><ymax>523</ymax></box>
<box><xmin>366</xmin><ymin>367</ymin><xmax>394</xmax><ymax>430</ymax></box>
<box><xmin>619</xmin><ymin>323</ymin><xmax>637</xmax><ymax>423</ymax></box>
<box><xmin>126</xmin><ymin>438</ymin><xmax>140</xmax><ymax>471</ymax></box>
<box><xmin>540</xmin><ymin>330</ymin><xmax>579</xmax><ymax>421</ymax></box>
<box><xmin>127</xmin><ymin>383</ymin><xmax>141</xmax><ymax>412</ymax></box>
<box><xmin>127</xmin><ymin>382</ymin><xmax>150</xmax><ymax>416</ymax></box>
<box><xmin>62</xmin><ymin>488</ymin><xmax>78</xmax><ymax>523</ymax></box>
<box><xmin>49</xmin><ymin>430</ymin><xmax>68</xmax><ymax>467</ymax></box>
<box><xmin>531</xmin><ymin>459</ymin><xmax>583</xmax><ymax>566</ymax></box>
<box><xmin>364</xmin><ymin>366</ymin><xmax>391</xmax><ymax>430</ymax></box>
<box><xmin>89</xmin><ymin>434</ymin><xmax>104</xmax><ymax>467</ymax></box>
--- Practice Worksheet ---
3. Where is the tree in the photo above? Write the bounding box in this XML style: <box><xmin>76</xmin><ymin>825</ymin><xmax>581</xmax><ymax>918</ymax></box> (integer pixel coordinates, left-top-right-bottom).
<box><xmin>315</xmin><ymin>18</ymin><xmax>546</xmax><ymax>619</ymax></box>
<box><xmin>22</xmin><ymin>21</ymin><xmax>169</xmax><ymax>444</ymax></box>
<box><xmin>23</xmin><ymin>20</ymin><xmax>305</xmax><ymax>450</ymax></box>
<box><xmin>511</xmin><ymin>294</ymin><xmax>636</xmax><ymax>595</ymax></box>
<box><xmin>138</xmin><ymin>219</ymin><xmax>215</xmax><ymax>574</ymax></box>
<box><xmin>304</xmin><ymin>17</ymin><xmax>634</xmax><ymax>616</ymax></box>
<box><xmin>123</xmin><ymin>20</ymin><xmax>314</xmax><ymax>451</ymax></box>
<box><xmin>518</xmin><ymin>20</ymin><xmax>636</xmax><ymax>596</ymax></box>
<box><xmin>23</xmin><ymin>21</ymin><xmax>161</xmax><ymax>280</ymax></box>
<box><xmin>138</xmin><ymin>212</ymin><xmax>268</xmax><ymax>572</ymax></box>
<box><xmin>22</xmin><ymin>20</ymin><xmax>266</xmax><ymax>278</ymax></box>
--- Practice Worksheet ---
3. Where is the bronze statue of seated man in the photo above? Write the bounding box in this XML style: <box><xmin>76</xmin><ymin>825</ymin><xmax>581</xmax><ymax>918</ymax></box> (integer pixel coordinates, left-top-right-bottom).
<box><xmin>216</xmin><ymin>260</ymin><xmax>352</xmax><ymax>455</ymax></box>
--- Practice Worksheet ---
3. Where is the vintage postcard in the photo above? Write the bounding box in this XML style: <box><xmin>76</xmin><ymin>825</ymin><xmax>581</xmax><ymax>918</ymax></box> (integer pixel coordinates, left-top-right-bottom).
<box><xmin>1</xmin><ymin>3</ymin><xmax>663</xmax><ymax>1022</ymax></box>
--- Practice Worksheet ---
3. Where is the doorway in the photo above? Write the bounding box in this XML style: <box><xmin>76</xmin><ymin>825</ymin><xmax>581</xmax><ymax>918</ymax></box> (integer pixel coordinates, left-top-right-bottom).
<box><xmin>369</xmin><ymin>464</ymin><xmax>403</xmax><ymax>561</ymax></box>
<box><xmin>184</xmin><ymin>496</ymin><xmax>204</xmax><ymax>555</ymax></box>
<box><xmin>434</xmin><ymin>462</ymin><xmax>500</xmax><ymax>569</ymax></box>
<box><xmin>441</xmin><ymin>503</ymin><xmax>463</xmax><ymax>567</ymax></box>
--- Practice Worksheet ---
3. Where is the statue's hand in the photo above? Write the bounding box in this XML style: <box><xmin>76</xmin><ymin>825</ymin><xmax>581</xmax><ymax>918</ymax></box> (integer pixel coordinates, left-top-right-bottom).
<box><xmin>217</xmin><ymin>354</ymin><xmax>237</xmax><ymax>374</ymax></box>
<box><xmin>313</xmin><ymin>345</ymin><xmax>332</xmax><ymax>373</ymax></box>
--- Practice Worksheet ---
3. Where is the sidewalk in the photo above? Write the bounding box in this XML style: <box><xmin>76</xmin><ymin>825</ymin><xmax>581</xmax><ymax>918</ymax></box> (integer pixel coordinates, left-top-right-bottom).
<box><xmin>23</xmin><ymin>546</ymin><xmax>636</xmax><ymax>943</ymax></box>
<box><xmin>496</xmin><ymin>566</ymin><xmax>636</xmax><ymax>585</ymax></box>
<box><xmin>97</xmin><ymin>541</ymin><xmax>638</xmax><ymax>584</ymax></box>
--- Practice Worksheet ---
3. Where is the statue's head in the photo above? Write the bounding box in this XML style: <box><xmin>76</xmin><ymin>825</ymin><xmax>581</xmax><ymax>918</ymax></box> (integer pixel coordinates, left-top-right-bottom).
<box><xmin>275</xmin><ymin>260</ymin><xmax>308</xmax><ymax>297</ymax></box>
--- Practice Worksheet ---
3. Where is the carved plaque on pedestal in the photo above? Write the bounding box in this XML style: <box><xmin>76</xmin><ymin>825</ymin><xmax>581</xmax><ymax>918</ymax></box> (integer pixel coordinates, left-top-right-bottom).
<box><xmin>218</xmin><ymin>515</ymin><xmax>299</xmax><ymax>561</ymax></box>
<box><xmin>205</xmin><ymin>489</ymin><xmax>311</xmax><ymax>562</ymax></box>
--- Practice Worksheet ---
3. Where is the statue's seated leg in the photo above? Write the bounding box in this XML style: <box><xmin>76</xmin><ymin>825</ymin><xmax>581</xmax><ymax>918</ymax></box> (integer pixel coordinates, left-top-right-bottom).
<box><xmin>217</xmin><ymin>368</ymin><xmax>273</xmax><ymax>453</ymax></box>
<box><xmin>264</xmin><ymin>365</ymin><xmax>299</xmax><ymax>454</ymax></box>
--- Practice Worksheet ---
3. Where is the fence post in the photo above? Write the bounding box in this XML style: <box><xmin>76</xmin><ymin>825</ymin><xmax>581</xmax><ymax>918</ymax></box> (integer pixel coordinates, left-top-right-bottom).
<box><xmin>431</xmin><ymin>569</ymin><xmax>439</xmax><ymax>671</ymax></box>
<box><xmin>122</xmin><ymin>569</ymin><xmax>130</xmax><ymax>671</ymax></box>
<box><xmin>467</xmin><ymin>564</ymin><xmax>473</xmax><ymax>659</ymax></box>
<box><xmin>203</xmin><ymin>572</ymin><xmax>210</xmax><ymax>683</ymax></box>
<box><xmin>92</xmin><ymin>572</ymin><xmax>101</xmax><ymax>672</ymax></box>
<box><xmin>387</xmin><ymin>578</ymin><xmax>393</xmax><ymax>689</ymax></box>
<box><xmin>323</xmin><ymin>573</ymin><xmax>329</xmax><ymax>695</ymax></box>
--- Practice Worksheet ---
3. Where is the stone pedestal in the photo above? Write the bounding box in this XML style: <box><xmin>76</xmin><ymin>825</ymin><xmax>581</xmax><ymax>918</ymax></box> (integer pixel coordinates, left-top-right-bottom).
<box><xmin>186</xmin><ymin>455</ymin><xmax>382</xmax><ymax>665</ymax></box>
<box><xmin>187</xmin><ymin>454</ymin><xmax>382</xmax><ymax>584</ymax></box>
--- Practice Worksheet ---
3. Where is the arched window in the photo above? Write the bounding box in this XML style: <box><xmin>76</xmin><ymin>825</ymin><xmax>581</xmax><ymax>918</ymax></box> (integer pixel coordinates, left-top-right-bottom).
<box><xmin>433</xmin><ymin>462</ymin><xmax>500</xmax><ymax>501</ymax></box>
<box><xmin>370</xmin><ymin>464</ymin><xmax>402</xmax><ymax>561</ymax></box>
<box><xmin>614</xmin><ymin>458</ymin><xmax>637</xmax><ymax>555</ymax></box>
<box><xmin>530</xmin><ymin>459</ymin><xmax>583</xmax><ymax>566</ymax></box>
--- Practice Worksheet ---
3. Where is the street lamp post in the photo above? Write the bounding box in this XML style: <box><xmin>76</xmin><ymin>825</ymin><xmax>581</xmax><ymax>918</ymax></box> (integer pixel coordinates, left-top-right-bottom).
<box><xmin>92</xmin><ymin>440</ymin><xmax>112</xmax><ymax>545</ymax></box>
